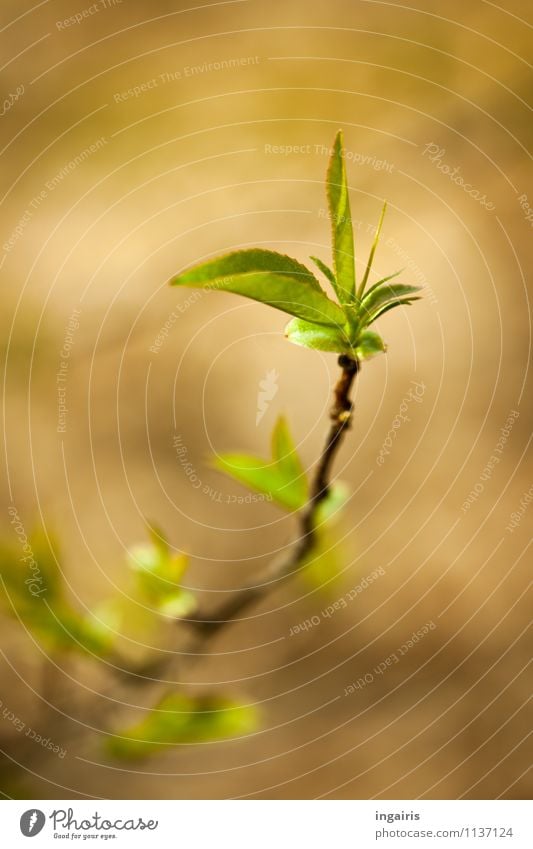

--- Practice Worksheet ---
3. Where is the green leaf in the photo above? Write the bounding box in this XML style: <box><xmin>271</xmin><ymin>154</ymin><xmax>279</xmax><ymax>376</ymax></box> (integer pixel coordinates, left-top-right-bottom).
<box><xmin>0</xmin><ymin>528</ymin><xmax>64</xmax><ymax>606</ymax></box>
<box><xmin>19</xmin><ymin>595</ymin><xmax>114</xmax><ymax>656</ymax></box>
<box><xmin>158</xmin><ymin>590</ymin><xmax>197</xmax><ymax>619</ymax></box>
<box><xmin>300</xmin><ymin>527</ymin><xmax>343</xmax><ymax>594</ymax></box>
<box><xmin>91</xmin><ymin>596</ymin><xmax>167</xmax><ymax>665</ymax></box>
<box><xmin>361</xmin><ymin>269</ymin><xmax>404</xmax><ymax>300</ymax></box>
<box><xmin>106</xmin><ymin>693</ymin><xmax>258</xmax><ymax>759</ymax></box>
<box><xmin>74</xmin><ymin>609</ymin><xmax>118</xmax><ymax>656</ymax></box>
<box><xmin>147</xmin><ymin>523</ymin><xmax>170</xmax><ymax>559</ymax></box>
<box><xmin>170</xmin><ymin>248</ymin><xmax>346</xmax><ymax>327</ymax></box>
<box><xmin>214</xmin><ymin>416</ymin><xmax>308</xmax><ymax>511</ymax></box>
<box><xmin>299</xmin><ymin>484</ymin><xmax>349</xmax><ymax>592</ymax></box>
<box><xmin>367</xmin><ymin>297</ymin><xmax>421</xmax><ymax>325</ymax></box>
<box><xmin>285</xmin><ymin>317</ymin><xmax>355</xmax><ymax>355</ymax></box>
<box><xmin>271</xmin><ymin>415</ymin><xmax>294</xmax><ymax>466</ymax></box>
<box><xmin>172</xmin><ymin>248</ymin><xmax>322</xmax><ymax>289</ymax></box>
<box><xmin>357</xmin><ymin>201</ymin><xmax>387</xmax><ymax>299</ymax></box>
<box><xmin>0</xmin><ymin>531</ymin><xmax>113</xmax><ymax>656</ymax></box>
<box><xmin>128</xmin><ymin>543</ymin><xmax>189</xmax><ymax>607</ymax></box>
<box><xmin>309</xmin><ymin>254</ymin><xmax>348</xmax><ymax>303</ymax></box>
<box><xmin>52</xmin><ymin>607</ymin><xmax>116</xmax><ymax>656</ymax></box>
<box><xmin>314</xmin><ymin>482</ymin><xmax>350</xmax><ymax>526</ymax></box>
<box><xmin>354</xmin><ymin>329</ymin><xmax>386</xmax><ymax>360</ymax></box>
<box><xmin>326</xmin><ymin>130</ymin><xmax>356</xmax><ymax>303</ymax></box>
<box><xmin>214</xmin><ymin>455</ymin><xmax>301</xmax><ymax>510</ymax></box>
<box><xmin>309</xmin><ymin>255</ymin><xmax>336</xmax><ymax>287</ymax></box>
<box><xmin>361</xmin><ymin>283</ymin><xmax>421</xmax><ymax>324</ymax></box>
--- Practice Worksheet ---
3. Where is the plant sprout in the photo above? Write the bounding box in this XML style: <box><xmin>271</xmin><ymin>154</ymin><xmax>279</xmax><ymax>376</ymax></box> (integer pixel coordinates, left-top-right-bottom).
<box><xmin>0</xmin><ymin>131</ymin><xmax>421</xmax><ymax>772</ymax></box>
<box><xmin>171</xmin><ymin>131</ymin><xmax>420</xmax><ymax>360</ymax></box>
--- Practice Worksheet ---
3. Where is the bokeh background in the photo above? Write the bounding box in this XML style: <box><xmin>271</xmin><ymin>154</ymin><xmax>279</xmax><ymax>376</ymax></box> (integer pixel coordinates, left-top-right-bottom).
<box><xmin>0</xmin><ymin>0</ymin><xmax>531</xmax><ymax>800</ymax></box>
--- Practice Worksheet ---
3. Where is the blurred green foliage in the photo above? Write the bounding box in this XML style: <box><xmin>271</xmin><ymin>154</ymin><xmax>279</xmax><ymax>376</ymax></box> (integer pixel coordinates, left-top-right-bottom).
<box><xmin>106</xmin><ymin>693</ymin><xmax>258</xmax><ymax>760</ymax></box>
<box><xmin>214</xmin><ymin>415</ymin><xmax>308</xmax><ymax>510</ymax></box>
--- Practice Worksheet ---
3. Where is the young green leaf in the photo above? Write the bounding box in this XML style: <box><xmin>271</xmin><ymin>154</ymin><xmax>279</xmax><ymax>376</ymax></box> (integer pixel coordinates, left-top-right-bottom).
<box><xmin>92</xmin><ymin>595</ymin><xmax>169</xmax><ymax>666</ymax></box>
<box><xmin>314</xmin><ymin>481</ymin><xmax>350</xmax><ymax>526</ymax></box>
<box><xmin>326</xmin><ymin>131</ymin><xmax>356</xmax><ymax>303</ymax></box>
<box><xmin>106</xmin><ymin>693</ymin><xmax>258</xmax><ymax>759</ymax></box>
<box><xmin>172</xmin><ymin>248</ymin><xmax>321</xmax><ymax>288</ymax></box>
<box><xmin>128</xmin><ymin>544</ymin><xmax>188</xmax><ymax>600</ymax></box>
<box><xmin>309</xmin><ymin>255</ymin><xmax>336</xmax><ymax>287</ymax></box>
<box><xmin>2</xmin><ymin>528</ymin><xmax>64</xmax><ymax>606</ymax></box>
<box><xmin>361</xmin><ymin>269</ymin><xmax>404</xmax><ymax>300</ymax></box>
<box><xmin>361</xmin><ymin>283</ymin><xmax>421</xmax><ymax>325</ymax></box>
<box><xmin>158</xmin><ymin>591</ymin><xmax>197</xmax><ymax>619</ymax></box>
<box><xmin>309</xmin><ymin>254</ymin><xmax>348</xmax><ymax>303</ymax></box>
<box><xmin>214</xmin><ymin>455</ymin><xmax>302</xmax><ymax>510</ymax></box>
<box><xmin>0</xmin><ymin>533</ymin><xmax>113</xmax><ymax>656</ymax></box>
<box><xmin>55</xmin><ymin>607</ymin><xmax>117</xmax><ymax>656</ymax></box>
<box><xmin>170</xmin><ymin>248</ymin><xmax>346</xmax><ymax>327</ymax></box>
<box><xmin>285</xmin><ymin>318</ymin><xmax>355</xmax><ymax>355</ymax></box>
<box><xmin>354</xmin><ymin>329</ymin><xmax>386</xmax><ymax>359</ymax></box>
<box><xmin>357</xmin><ymin>201</ymin><xmax>387</xmax><ymax>299</ymax></box>
<box><xmin>165</xmin><ymin>132</ymin><xmax>422</xmax><ymax>359</ymax></box>
<box><xmin>300</xmin><ymin>527</ymin><xmax>343</xmax><ymax>594</ymax></box>
<box><xmin>271</xmin><ymin>416</ymin><xmax>306</xmax><ymax>488</ymax></box>
<box><xmin>214</xmin><ymin>416</ymin><xmax>308</xmax><ymax>511</ymax></box>
<box><xmin>369</xmin><ymin>298</ymin><xmax>421</xmax><ymax>326</ymax></box>
<box><xmin>147</xmin><ymin>523</ymin><xmax>170</xmax><ymax>559</ymax></box>
<box><xmin>127</xmin><ymin>534</ymin><xmax>196</xmax><ymax>620</ymax></box>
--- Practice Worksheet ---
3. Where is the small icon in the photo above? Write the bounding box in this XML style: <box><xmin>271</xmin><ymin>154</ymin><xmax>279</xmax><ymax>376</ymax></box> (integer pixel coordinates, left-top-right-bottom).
<box><xmin>256</xmin><ymin>369</ymin><xmax>279</xmax><ymax>425</ymax></box>
<box><xmin>20</xmin><ymin>809</ymin><xmax>45</xmax><ymax>837</ymax></box>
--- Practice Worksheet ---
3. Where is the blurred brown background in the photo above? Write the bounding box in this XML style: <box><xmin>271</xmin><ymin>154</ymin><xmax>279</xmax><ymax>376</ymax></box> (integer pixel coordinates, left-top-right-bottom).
<box><xmin>0</xmin><ymin>0</ymin><xmax>531</xmax><ymax>799</ymax></box>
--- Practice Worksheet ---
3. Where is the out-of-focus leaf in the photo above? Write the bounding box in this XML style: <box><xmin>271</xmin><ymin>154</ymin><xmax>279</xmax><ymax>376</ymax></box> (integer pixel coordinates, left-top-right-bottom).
<box><xmin>126</xmin><ymin>527</ymin><xmax>195</xmax><ymax>620</ymax></box>
<box><xmin>299</xmin><ymin>486</ymin><xmax>349</xmax><ymax>592</ymax></box>
<box><xmin>0</xmin><ymin>533</ymin><xmax>114</xmax><ymax>656</ymax></box>
<box><xmin>0</xmin><ymin>529</ymin><xmax>62</xmax><ymax>609</ymax></box>
<box><xmin>46</xmin><ymin>606</ymin><xmax>115</xmax><ymax>656</ymax></box>
<box><xmin>271</xmin><ymin>416</ymin><xmax>305</xmax><ymax>489</ymax></box>
<box><xmin>354</xmin><ymin>329</ymin><xmax>387</xmax><ymax>360</ymax></box>
<box><xmin>128</xmin><ymin>543</ymin><xmax>189</xmax><ymax>607</ymax></box>
<box><xmin>285</xmin><ymin>318</ymin><xmax>354</xmax><ymax>354</ymax></box>
<box><xmin>170</xmin><ymin>249</ymin><xmax>346</xmax><ymax>327</ymax></box>
<box><xmin>314</xmin><ymin>482</ymin><xmax>350</xmax><ymax>526</ymax></box>
<box><xmin>367</xmin><ymin>296</ymin><xmax>422</xmax><ymax>325</ymax></box>
<box><xmin>147</xmin><ymin>523</ymin><xmax>170</xmax><ymax>558</ymax></box>
<box><xmin>91</xmin><ymin>596</ymin><xmax>165</xmax><ymax>666</ymax></box>
<box><xmin>158</xmin><ymin>590</ymin><xmax>197</xmax><ymax>619</ymax></box>
<box><xmin>214</xmin><ymin>416</ymin><xmax>308</xmax><ymax>511</ymax></box>
<box><xmin>300</xmin><ymin>527</ymin><xmax>343</xmax><ymax>593</ymax></box>
<box><xmin>106</xmin><ymin>693</ymin><xmax>258</xmax><ymax>759</ymax></box>
<box><xmin>326</xmin><ymin>130</ymin><xmax>356</xmax><ymax>303</ymax></box>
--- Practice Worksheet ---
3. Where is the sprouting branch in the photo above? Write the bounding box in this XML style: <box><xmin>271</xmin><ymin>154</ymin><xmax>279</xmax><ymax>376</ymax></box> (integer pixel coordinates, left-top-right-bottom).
<box><xmin>186</xmin><ymin>354</ymin><xmax>359</xmax><ymax>641</ymax></box>
<box><xmin>0</xmin><ymin>129</ymin><xmax>425</xmax><ymax>773</ymax></box>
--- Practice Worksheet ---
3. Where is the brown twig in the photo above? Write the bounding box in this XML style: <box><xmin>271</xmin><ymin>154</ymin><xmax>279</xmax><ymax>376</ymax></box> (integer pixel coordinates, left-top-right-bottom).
<box><xmin>185</xmin><ymin>354</ymin><xmax>360</xmax><ymax>641</ymax></box>
<box><xmin>96</xmin><ymin>353</ymin><xmax>360</xmax><ymax>686</ymax></box>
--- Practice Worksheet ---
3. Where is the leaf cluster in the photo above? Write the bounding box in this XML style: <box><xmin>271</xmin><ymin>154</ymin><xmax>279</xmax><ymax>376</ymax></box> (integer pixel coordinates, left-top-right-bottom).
<box><xmin>170</xmin><ymin>130</ymin><xmax>421</xmax><ymax>359</ymax></box>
